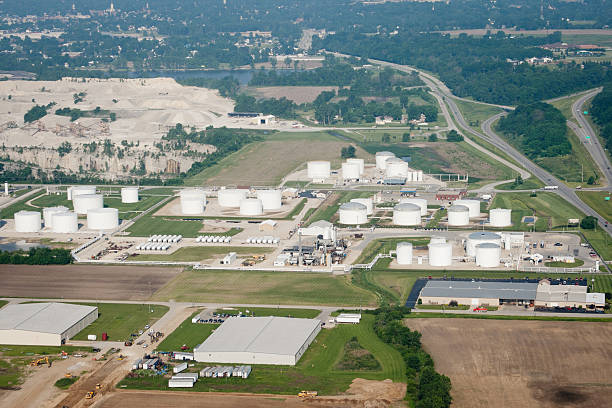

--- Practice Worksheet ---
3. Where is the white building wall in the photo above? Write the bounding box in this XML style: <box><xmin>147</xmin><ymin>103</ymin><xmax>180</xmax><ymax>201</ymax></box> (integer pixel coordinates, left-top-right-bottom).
<box><xmin>0</xmin><ymin>330</ymin><xmax>61</xmax><ymax>346</ymax></box>
<box><xmin>62</xmin><ymin>309</ymin><xmax>99</xmax><ymax>342</ymax></box>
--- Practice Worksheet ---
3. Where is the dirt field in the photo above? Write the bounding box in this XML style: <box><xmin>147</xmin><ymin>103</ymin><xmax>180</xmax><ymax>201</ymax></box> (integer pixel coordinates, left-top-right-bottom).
<box><xmin>405</xmin><ymin>319</ymin><xmax>612</xmax><ymax>408</ymax></box>
<box><xmin>252</xmin><ymin>86</ymin><xmax>339</xmax><ymax>104</ymax></box>
<box><xmin>0</xmin><ymin>265</ymin><xmax>182</xmax><ymax>300</ymax></box>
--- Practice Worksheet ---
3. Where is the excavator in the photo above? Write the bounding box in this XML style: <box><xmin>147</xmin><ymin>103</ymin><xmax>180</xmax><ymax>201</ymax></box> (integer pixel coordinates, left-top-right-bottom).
<box><xmin>30</xmin><ymin>356</ymin><xmax>51</xmax><ymax>367</ymax></box>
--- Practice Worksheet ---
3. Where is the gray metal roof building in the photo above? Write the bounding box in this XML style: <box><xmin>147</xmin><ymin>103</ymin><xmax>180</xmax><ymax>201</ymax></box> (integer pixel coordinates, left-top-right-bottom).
<box><xmin>0</xmin><ymin>302</ymin><xmax>98</xmax><ymax>346</ymax></box>
<box><xmin>194</xmin><ymin>316</ymin><xmax>321</xmax><ymax>366</ymax></box>
<box><xmin>420</xmin><ymin>281</ymin><xmax>538</xmax><ymax>301</ymax></box>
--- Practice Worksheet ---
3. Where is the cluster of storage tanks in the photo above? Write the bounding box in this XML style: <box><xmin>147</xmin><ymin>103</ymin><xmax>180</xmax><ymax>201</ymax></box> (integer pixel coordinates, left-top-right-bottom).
<box><xmin>215</xmin><ymin>188</ymin><xmax>282</xmax><ymax>216</ymax></box>
<box><xmin>136</xmin><ymin>242</ymin><xmax>171</xmax><ymax>251</ymax></box>
<box><xmin>447</xmin><ymin>199</ymin><xmax>480</xmax><ymax>226</ymax></box>
<box><xmin>341</xmin><ymin>158</ymin><xmax>365</xmax><ymax>180</ymax></box>
<box><xmin>395</xmin><ymin>237</ymin><xmax>453</xmax><ymax>267</ymax></box>
<box><xmin>392</xmin><ymin>198</ymin><xmax>428</xmax><ymax>226</ymax></box>
<box><xmin>245</xmin><ymin>236</ymin><xmax>280</xmax><ymax>244</ymax></box>
<box><xmin>196</xmin><ymin>235</ymin><xmax>232</xmax><ymax>243</ymax></box>
<box><xmin>148</xmin><ymin>235</ymin><xmax>182</xmax><ymax>243</ymax></box>
<box><xmin>375</xmin><ymin>151</ymin><xmax>423</xmax><ymax>181</ymax></box>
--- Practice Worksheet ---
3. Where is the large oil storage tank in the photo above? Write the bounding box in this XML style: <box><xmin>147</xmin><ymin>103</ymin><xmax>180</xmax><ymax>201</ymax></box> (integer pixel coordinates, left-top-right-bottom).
<box><xmin>338</xmin><ymin>202</ymin><xmax>367</xmax><ymax>225</ymax></box>
<box><xmin>121</xmin><ymin>187</ymin><xmax>139</xmax><ymax>203</ymax></box>
<box><xmin>181</xmin><ymin>197</ymin><xmax>204</xmax><ymax>215</ymax></box>
<box><xmin>453</xmin><ymin>199</ymin><xmax>480</xmax><ymax>218</ymax></box>
<box><xmin>87</xmin><ymin>208</ymin><xmax>119</xmax><ymax>230</ymax></box>
<box><xmin>489</xmin><ymin>208</ymin><xmax>512</xmax><ymax>227</ymax></box>
<box><xmin>68</xmin><ymin>185</ymin><xmax>96</xmax><ymax>201</ymax></box>
<box><xmin>428</xmin><ymin>242</ymin><xmax>452</xmax><ymax>267</ymax></box>
<box><xmin>240</xmin><ymin>198</ymin><xmax>264</xmax><ymax>216</ymax></box>
<box><xmin>14</xmin><ymin>210</ymin><xmax>41</xmax><ymax>232</ymax></box>
<box><xmin>73</xmin><ymin>194</ymin><xmax>103</xmax><ymax>215</ymax></box>
<box><xmin>342</xmin><ymin>162</ymin><xmax>361</xmax><ymax>180</ymax></box>
<box><xmin>350</xmin><ymin>197</ymin><xmax>373</xmax><ymax>215</ymax></box>
<box><xmin>447</xmin><ymin>205</ymin><xmax>469</xmax><ymax>226</ymax></box>
<box><xmin>466</xmin><ymin>231</ymin><xmax>502</xmax><ymax>257</ymax></box>
<box><xmin>217</xmin><ymin>189</ymin><xmax>247</xmax><ymax>208</ymax></box>
<box><xmin>51</xmin><ymin>211</ymin><xmax>78</xmax><ymax>233</ymax></box>
<box><xmin>393</xmin><ymin>203</ymin><xmax>421</xmax><ymax>226</ymax></box>
<box><xmin>180</xmin><ymin>188</ymin><xmax>206</xmax><ymax>201</ymax></box>
<box><xmin>307</xmin><ymin>161</ymin><xmax>331</xmax><ymax>182</ymax></box>
<box><xmin>385</xmin><ymin>158</ymin><xmax>408</xmax><ymax>178</ymax></box>
<box><xmin>399</xmin><ymin>198</ymin><xmax>427</xmax><ymax>216</ymax></box>
<box><xmin>396</xmin><ymin>242</ymin><xmax>413</xmax><ymax>265</ymax></box>
<box><xmin>256</xmin><ymin>189</ymin><xmax>282</xmax><ymax>211</ymax></box>
<box><xmin>475</xmin><ymin>242</ymin><xmax>501</xmax><ymax>267</ymax></box>
<box><xmin>375</xmin><ymin>151</ymin><xmax>395</xmax><ymax>170</ymax></box>
<box><xmin>346</xmin><ymin>158</ymin><xmax>365</xmax><ymax>175</ymax></box>
<box><xmin>416</xmin><ymin>170</ymin><xmax>423</xmax><ymax>182</ymax></box>
<box><xmin>430</xmin><ymin>236</ymin><xmax>446</xmax><ymax>245</ymax></box>
<box><xmin>43</xmin><ymin>206</ymin><xmax>69</xmax><ymax>229</ymax></box>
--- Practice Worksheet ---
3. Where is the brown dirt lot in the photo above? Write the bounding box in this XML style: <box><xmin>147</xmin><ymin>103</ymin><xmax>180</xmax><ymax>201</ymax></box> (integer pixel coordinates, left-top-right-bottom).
<box><xmin>0</xmin><ymin>265</ymin><xmax>182</xmax><ymax>300</ymax></box>
<box><xmin>405</xmin><ymin>319</ymin><xmax>612</xmax><ymax>408</ymax></box>
<box><xmin>252</xmin><ymin>86</ymin><xmax>339</xmax><ymax>104</ymax></box>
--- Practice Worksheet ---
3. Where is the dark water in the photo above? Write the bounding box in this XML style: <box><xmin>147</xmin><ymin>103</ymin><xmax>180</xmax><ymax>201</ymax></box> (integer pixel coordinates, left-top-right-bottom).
<box><xmin>0</xmin><ymin>240</ymin><xmax>47</xmax><ymax>252</ymax></box>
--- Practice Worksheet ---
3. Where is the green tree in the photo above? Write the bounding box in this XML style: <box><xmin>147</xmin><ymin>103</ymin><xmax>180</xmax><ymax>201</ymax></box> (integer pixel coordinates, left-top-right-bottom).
<box><xmin>382</xmin><ymin>133</ymin><xmax>391</xmax><ymax>143</ymax></box>
<box><xmin>446</xmin><ymin>130</ymin><xmax>463</xmax><ymax>142</ymax></box>
<box><xmin>580</xmin><ymin>216</ymin><xmax>597</xmax><ymax>229</ymax></box>
<box><xmin>587</xmin><ymin>175</ymin><xmax>595</xmax><ymax>185</ymax></box>
<box><xmin>24</xmin><ymin>105</ymin><xmax>48</xmax><ymax>123</ymax></box>
<box><xmin>428</xmin><ymin>133</ymin><xmax>438</xmax><ymax>142</ymax></box>
<box><xmin>402</xmin><ymin>133</ymin><xmax>410</xmax><ymax>142</ymax></box>
<box><xmin>341</xmin><ymin>145</ymin><xmax>356</xmax><ymax>158</ymax></box>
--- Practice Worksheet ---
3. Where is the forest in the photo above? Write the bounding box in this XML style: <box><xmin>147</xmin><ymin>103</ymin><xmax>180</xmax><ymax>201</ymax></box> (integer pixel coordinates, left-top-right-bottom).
<box><xmin>0</xmin><ymin>247</ymin><xmax>73</xmax><ymax>265</ymax></box>
<box><xmin>590</xmin><ymin>84</ymin><xmax>612</xmax><ymax>152</ymax></box>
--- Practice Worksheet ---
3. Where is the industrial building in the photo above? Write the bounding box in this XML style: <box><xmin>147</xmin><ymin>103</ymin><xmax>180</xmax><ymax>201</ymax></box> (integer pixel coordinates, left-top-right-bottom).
<box><xmin>194</xmin><ymin>316</ymin><xmax>321</xmax><ymax>366</ymax></box>
<box><xmin>0</xmin><ymin>303</ymin><xmax>98</xmax><ymax>346</ymax></box>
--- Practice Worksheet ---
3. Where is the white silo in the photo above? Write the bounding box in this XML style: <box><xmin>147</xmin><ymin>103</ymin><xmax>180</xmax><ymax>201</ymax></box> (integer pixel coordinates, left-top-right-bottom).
<box><xmin>399</xmin><ymin>198</ymin><xmax>427</xmax><ymax>216</ymax></box>
<box><xmin>14</xmin><ymin>210</ymin><xmax>41</xmax><ymax>232</ymax></box>
<box><xmin>475</xmin><ymin>243</ymin><xmax>501</xmax><ymax>267</ymax></box>
<box><xmin>69</xmin><ymin>185</ymin><xmax>96</xmax><ymax>201</ymax></box>
<box><xmin>385</xmin><ymin>158</ymin><xmax>408</xmax><ymax>178</ymax></box>
<box><xmin>43</xmin><ymin>206</ymin><xmax>69</xmax><ymax>228</ymax></box>
<box><xmin>466</xmin><ymin>231</ymin><xmax>502</xmax><ymax>257</ymax></box>
<box><xmin>416</xmin><ymin>170</ymin><xmax>423</xmax><ymax>182</ymax></box>
<box><xmin>405</xmin><ymin>171</ymin><xmax>413</xmax><ymax>182</ymax></box>
<box><xmin>375</xmin><ymin>151</ymin><xmax>395</xmax><ymax>170</ymax></box>
<box><xmin>338</xmin><ymin>202</ymin><xmax>367</xmax><ymax>225</ymax></box>
<box><xmin>218</xmin><ymin>189</ymin><xmax>247</xmax><ymax>208</ymax></box>
<box><xmin>453</xmin><ymin>199</ymin><xmax>481</xmax><ymax>218</ymax></box>
<box><xmin>393</xmin><ymin>203</ymin><xmax>421</xmax><ymax>226</ymax></box>
<box><xmin>73</xmin><ymin>194</ymin><xmax>103</xmax><ymax>215</ymax></box>
<box><xmin>410</xmin><ymin>171</ymin><xmax>418</xmax><ymax>182</ymax></box>
<box><xmin>342</xmin><ymin>162</ymin><xmax>361</xmax><ymax>180</ymax></box>
<box><xmin>240</xmin><ymin>198</ymin><xmax>264</xmax><ymax>216</ymax></box>
<box><xmin>430</xmin><ymin>236</ymin><xmax>446</xmax><ymax>245</ymax></box>
<box><xmin>121</xmin><ymin>187</ymin><xmax>139</xmax><ymax>203</ymax></box>
<box><xmin>256</xmin><ymin>189</ymin><xmax>282</xmax><ymax>211</ymax></box>
<box><xmin>447</xmin><ymin>205</ymin><xmax>469</xmax><ymax>226</ymax></box>
<box><xmin>396</xmin><ymin>242</ymin><xmax>413</xmax><ymax>265</ymax></box>
<box><xmin>346</xmin><ymin>158</ymin><xmax>365</xmax><ymax>175</ymax></box>
<box><xmin>489</xmin><ymin>208</ymin><xmax>512</xmax><ymax>227</ymax></box>
<box><xmin>350</xmin><ymin>197</ymin><xmax>373</xmax><ymax>215</ymax></box>
<box><xmin>428</xmin><ymin>242</ymin><xmax>452</xmax><ymax>267</ymax></box>
<box><xmin>307</xmin><ymin>161</ymin><xmax>331</xmax><ymax>182</ymax></box>
<box><xmin>51</xmin><ymin>211</ymin><xmax>78</xmax><ymax>233</ymax></box>
<box><xmin>87</xmin><ymin>208</ymin><xmax>119</xmax><ymax>230</ymax></box>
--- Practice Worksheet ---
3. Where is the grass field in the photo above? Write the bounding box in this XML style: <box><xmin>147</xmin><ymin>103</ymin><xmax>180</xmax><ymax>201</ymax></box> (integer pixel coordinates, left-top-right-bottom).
<box><xmin>576</xmin><ymin>191</ymin><xmax>612</xmax><ymax>223</ymax></box>
<box><xmin>125</xmin><ymin>214</ymin><xmax>206</xmax><ymax>237</ymax></box>
<box><xmin>453</xmin><ymin>98</ymin><xmax>504</xmax><ymax>131</ymax></box>
<box><xmin>103</xmin><ymin>195</ymin><xmax>167</xmax><ymax>219</ymax></box>
<box><xmin>118</xmin><ymin>314</ymin><xmax>406</xmax><ymax>396</ymax></box>
<box><xmin>0</xmin><ymin>344</ymin><xmax>92</xmax><ymax>357</ymax></box>
<box><xmin>550</xmin><ymin>92</ymin><xmax>584</xmax><ymax>125</ymax></box>
<box><xmin>582</xmin><ymin>227</ymin><xmax>612</xmax><ymax>261</ymax></box>
<box><xmin>0</xmin><ymin>359</ymin><xmax>22</xmax><ymax>388</ymax></box>
<box><xmin>133</xmin><ymin>246</ymin><xmax>274</xmax><ymax>262</ymax></box>
<box><xmin>218</xmin><ymin>307</ymin><xmax>321</xmax><ymax>318</ymax></box>
<box><xmin>0</xmin><ymin>189</ymin><xmax>45</xmax><ymax>218</ymax></box>
<box><xmin>496</xmin><ymin>177</ymin><xmax>544</xmax><ymax>190</ymax></box>
<box><xmin>0</xmin><ymin>300</ymin><xmax>7</xmax><ymax>309</ymax></box>
<box><xmin>29</xmin><ymin>193</ymin><xmax>71</xmax><ymax>209</ymax></box>
<box><xmin>152</xmin><ymin>268</ymin><xmax>377</xmax><ymax>306</ymax></box>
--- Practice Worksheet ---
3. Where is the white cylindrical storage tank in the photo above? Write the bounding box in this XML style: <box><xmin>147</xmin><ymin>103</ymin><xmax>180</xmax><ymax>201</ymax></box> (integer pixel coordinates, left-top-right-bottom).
<box><xmin>466</xmin><ymin>231</ymin><xmax>502</xmax><ymax>257</ymax></box>
<box><xmin>51</xmin><ymin>211</ymin><xmax>78</xmax><ymax>233</ymax></box>
<box><xmin>121</xmin><ymin>187</ymin><xmax>139</xmax><ymax>203</ymax></box>
<box><xmin>350</xmin><ymin>198</ymin><xmax>373</xmax><ymax>215</ymax></box>
<box><xmin>393</xmin><ymin>203</ymin><xmax>421</xmax><ymax>226</ymax></box>
<box><xmin>240</xmin><ymin>198</ymin><xmax>263</xmax><ymax>216</ymax></box>
<box><xmin>342</xmin><ymin>162</ymin><xmax>361</xmax><ymax>180</ymax></box>
<box><xmin>430</xmin><ymin>236</ymin><xmax>446</xmax><ymax>245</ymax></box>
<box><xmin>346</xmin><ymin>158</ymin><xmax>364</xmax><ymax>175</ymax></box>
<box><xmin>428</xmin><ymin>242</ymin><xmax>452</xmax><ymax>267</ymax></box>
<box><xmin>307</xmin><ymin>161</ymin><xmax>331</xmax><ymax>182</ymax></box>
<box><xmin>453</xmin><ymin>199</ymin><xmax>481</xmax><ymax>218</ymax></box>
<box><xmin>338</xmin><ymin>202</ymin><xmax>367</xmax><ymax>225</ymax></box>
<box><xmin>43</xmin><ymin>206</ymin><xmax>69</xmax><ymax>228</ymax></box>
<box><xmin>399</xmin><ymin>198</ymin><xmax>427</xmax><ymax>216</ymax></box>
<box><xmin>87</xmin><ymin>208</ymin><xmax>119</xmax><ymax>230</ymax></box>
<box><xmin>417</xmin><ymin>170</ymin><xmax>423</xmax><ymax>182</ymax></box>
<box><xmin>256</xmin><ymin>190</ymin><xmax>282</xmax><ymax>211</ymax></box>
<box><xmin>489</xmin><ymin>208</ymin><xmax>512</xmax><ymax>227</ymax></box>
<box><xmin>396</xmin><ymin>242</ymin><xmax>413</xmax><ymax>265</ymax></box>
<box><xmin>73</xmin><ymin>194</ymin><xmax>103</xmax><ymax>215</ymax></box>
<box><xmin>69</xmin><ymin>185</ymin><xmax>96</xmax><ymax>201</ymax></box>
<box><xmin>475</xmin><ymin>243</ymin><xmax>501</xmax><ymax>268</ymax></box>
<box><xmin>385</xmin><ymin>158</ymin><xmax>408</xmax><ymax>178</ymax></box>
<box><xmin>447</xmin><ymin>205</ymin><xmax>469</xmax><ymax>226</ymax></box>
<box><xmin>180</xmin><ymin>188</ymin><xmax>206</xmax><ymax>201</ymax></box>
<box><xmin>180</xmin><ymin>197</ymin><xmax>204</xmax><ymax>215</ymax></box>
<box><xmin>411</xmin><ymin>171</ymin><xmax>418</xmax><ymax>182</ymax></box>
<box><xmin>14</xmin><ymin>210</ymin><xmax>41</xmax><ymax>232</ymax></box>
<box><xmin>375</xmin><ymin>151</ymin><xmax>395</xmax><ymax>170</ymax></box>
<box><xmin>405</xmin><ymin>171</ymin><xmax>413</xmax><ymax>182</ymax></box>
<box><xmin>217</xmin><ymin>189</ymin><xmax>248</xmax><ymax>208</ymax></box>
<box><xmin>67</xmin><ymin>187</ymin><xmax>72</xmax><ymax>201</ymax></box>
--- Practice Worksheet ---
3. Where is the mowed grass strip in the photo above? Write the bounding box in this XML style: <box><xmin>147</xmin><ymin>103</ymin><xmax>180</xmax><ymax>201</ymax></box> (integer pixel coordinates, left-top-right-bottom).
<box><xmin>577</xmin><ymin>191</ymin><xmax>612</xmax><ymax>223</ymax></box>
<box><xmin>219</xmin><ymin>307</ymin><xmax>321</xmax><ymax>319</ymax></box>
<box><xmin>152</xmin><ymin>268</ymin><xmax>377</xmax><ymax>307</ymax></box>
<box><xmin>133</xmin><ymin>246</ymin><xmax>274</xmax><ymax>262</ymax></box>
<box><xmin>157</xmin><ymin>311</ymin><xmax>218</xmax><ymax>352</ymax></box>
<box><xmin>126</xmin><ymin>214</ymin><xmax>205</xmax><ymax>237</ymax></box>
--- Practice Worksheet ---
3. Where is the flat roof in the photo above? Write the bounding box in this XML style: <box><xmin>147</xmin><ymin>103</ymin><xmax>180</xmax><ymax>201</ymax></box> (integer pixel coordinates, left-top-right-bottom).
<box><xmin>0</xmin><ymin>302</ymin><xmax>97</xmax><ymax>334</ymax></box>
<box><xmin>421</xmin><ymin>281</ymin><xmax>538</xmax><ymax>300</ymax></box>
<box><xmin>195</xmin><ymin>316</ymin><xmax>321</xmax><ymax>357</ymax></box>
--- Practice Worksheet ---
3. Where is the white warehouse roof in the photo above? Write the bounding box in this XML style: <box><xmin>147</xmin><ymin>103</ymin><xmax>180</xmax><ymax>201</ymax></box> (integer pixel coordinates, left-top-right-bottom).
<box><xmin>0</xmin><ymin>302</ymin><xmax>98</xmax><ymax>334</ymax></box>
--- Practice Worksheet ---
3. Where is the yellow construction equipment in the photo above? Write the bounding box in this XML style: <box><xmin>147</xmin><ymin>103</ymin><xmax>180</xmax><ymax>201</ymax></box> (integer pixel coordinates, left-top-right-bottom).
<box><xmin>64</xmin><ymin>373</ymin><xmax>72</xmax><ymax>378</ymax></box>
<box><xmin>298</xmin><ymin>391</ymin><xmax>318</xmax><ymax>398</ymax></box>
<box><xmin>30</xmin><ymin>356</ymin><xmax>50</xmax><ymax>367</ymax></box>
<box><xmin>95</xmin><ymin>383</ymin><xmax>101</xmax><ymax>390</ymax></box>
<box><xmin>85</xmin><ymin>391</ymin><xmax>95</xmax><ymax>399</ymax></box>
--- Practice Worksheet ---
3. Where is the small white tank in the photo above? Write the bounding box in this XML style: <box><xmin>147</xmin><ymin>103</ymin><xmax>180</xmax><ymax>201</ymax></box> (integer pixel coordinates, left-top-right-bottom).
<box><xmin>51</xmin><ymin>211</ymin><xmax>78</xmax><ymax>233</ymax></box>
<box><xmin>385</xmin><ymin>158</ymin><xmax>408</xmax><ymax>178</ymax></box>
<box><xmin>256</xmin><ymin>190</ymin><xmax>282</xmax><ymax>211</ymax></box>
<box><xmin>346</xmin><ymin>158</ymin><xmax>365</xmax><ymax>175</ymax></box>
<box><xmin>475</xmin><ymin>242</ymin><xmax>501</xmax><ymax>267</ymax></box>
<box><xmin>14</xmin><ymin>210</ymin><xmax>41</xmax><ymax>232</ymax></box>
<box><xmin>342</xmin><ymin>162</ymin><xmax>361</xmax><ymax>180</ymax></box>
<box><xmin>73</xmin><ymin>194</ymin><xmax>103</xmax><ymax>215</ymax></box>
<box><xmin>121</xmin><ymin>187</ymin><xmax>139</xmax><ymax>203</ymax></box>
<box><xmin>375</xmin><ymin>151</ymin><xmax>395</xmax><ymax>170</ymax></box>
<box><xmin>338</xmin><ymin>202</ymin><xmax>368</xmax><ymax>225</ymax></box>
<box><xmin>489</xmin><ymin>208</ymin><xmax>512</xmax><ymax>227</ymax></box>
<box><xmin>428</xmin><ymin>242</ymin><xmax>452</xmax><ymax>267</ymax></box>
<box><xmin>447</xmin><ymin>205</ymin><xmax>469</xmax><ymax>226</ymax></box>
<box><xmin>68</xmin><ymin>185</ymin><xmax>96</xmax><ymax>201</ymax></box>
<box><xmin>453</xmin><ymin>199</ymin><xmax>481</xmax><ymax>218</ymax></box>
<box><xmin>396</xmin><ymin>242</ymin><xmax>413</xmax><ymax>265</ymax></box>
<box><xmin>307</xmin><ymin>161</ymin><xmax>331</xmax><ymax>182</ymax></box>
<box><xmin>43</xmin><ymin>206</ymin><xmax>69</xmax><ymax>228</ymax></box>
<box><xmin>240</xmin><ymin>198</ymin><xmax>264</xmax><ymax>216</ymax></box>
<box><xmin>399</xmin><ymin>198</ymin><xmax>427</xmax><ymax>216</ymax></box>
<box><xmin>350</xmin><ymin>197</ymin><xmax>373</xmax><ymax>215</ymax></box>
<box><xmin>218</xmin><ymin>188</ymin><xmax>248</xmax><ymax>208</ymax></box>
<box><xmin>87</xmin><ymin>208</ymin><xmax>119</xmax><ymax>230</ymax></box>
<box><xmin>393</xmin><ymin>203</ymin><xmax>421</xmax><ymax>226</ymax></box>
<box><xmin>429</xmin><ymin>236</ymin><xmax>446</xmax><ymax>245</ymax></box>
<box><xmin>466</xmin><ymin>231</ymin><xmax>502</xmax><ymax>257</ymax></box>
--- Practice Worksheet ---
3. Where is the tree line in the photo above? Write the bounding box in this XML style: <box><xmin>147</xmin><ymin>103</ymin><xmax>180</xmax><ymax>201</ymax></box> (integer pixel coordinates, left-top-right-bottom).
<box><xmin>0</xmin><ymin>247</ymin><xmax>72</xmax><ymax>265</ymax></box>
<box><xmin>590</xmin><ymin>84</ymin><xmax>612</xmax><ymax>152</ymax></box>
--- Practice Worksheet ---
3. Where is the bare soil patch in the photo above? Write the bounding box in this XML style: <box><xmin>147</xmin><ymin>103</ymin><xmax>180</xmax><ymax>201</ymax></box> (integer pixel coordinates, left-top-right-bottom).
<box><xmin>252</xmin><ymin>86</ymin><xmax>339</xmax><ymax>104</ymax></box>
<box><xmin>0</xmin><ymin>265</ymin><xmax>181</xmax><ymax>300</ymax></box>
<box><xmin>405</xmin><ymin>319</ymin><xmax>612</xmax><ymax>408</ymax></box>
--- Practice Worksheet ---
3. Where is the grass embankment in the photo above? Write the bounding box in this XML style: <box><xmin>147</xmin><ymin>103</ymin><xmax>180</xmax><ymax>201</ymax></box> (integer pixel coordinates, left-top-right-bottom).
<box><xmin>133</xmin><ymin>246</ymin><xmax>274</xmax><ymax>262</ymax></box>
<box><xmin>126</xmin><ymin>212</ymin><xmax>243</xmax><ymax>237</ymax></box>
<box><xmin>0</xmin><ymin>300</ymin><xmax>7</xmax><ymax>309</ymax></box>
<box><xmin>453</xmin><ymin>99</ymin><xmax>504</xmax><ymax>132</ymax></box>
<box><xmin>545</xmin><ymin>260</ymin><xmax>585</xmax><ymax>268</ymax></box>
<box><xmin>218</xmin><ymin>307</ymin><xmax>321</xmax><ymax>319</ymax></box>
<box><xmin>576</xmin><ymin>191</ymin><xmax>612</xmax><ymax>223</ymax></box>
<box><xmin>0</xmin><ymin>345</ymin><xmax>92</xmax><ymax>357</ymax></box>
<box><xmin>496</xmin><ymin>178</ymin><xmax>544</xmax><ymax>190</ymax></box>
<box><xmin>415</xmin><ymin>304</ymin><xmax>471</xmax><ymax>310</ymax></box>
<box><xmin>0</xmin><ymin>189</ymin><xmax>45</xmax><ymax>218</ymax></box>
<box><xmin>119</xmin><ymin>314</ymin><xmax>405</xmax><ymax>396</ymax></box>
